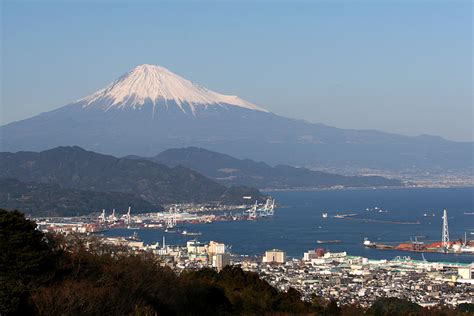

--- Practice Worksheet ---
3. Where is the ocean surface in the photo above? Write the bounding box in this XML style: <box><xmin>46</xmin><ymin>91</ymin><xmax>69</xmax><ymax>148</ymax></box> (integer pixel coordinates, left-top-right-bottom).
<box><xmin>104</xmin><ymin>187</ymin><xmax>474</xmax><ymax>263</ymax></box>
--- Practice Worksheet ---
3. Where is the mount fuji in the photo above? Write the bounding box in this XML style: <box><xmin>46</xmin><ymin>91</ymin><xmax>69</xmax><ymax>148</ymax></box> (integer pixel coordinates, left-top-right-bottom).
<box><xmin>77</xmin><ymin>64</ymin><xmax>268</xmax><ymax>115</ymax></box>
<box><xmin>1</xmin><ymin>64</ymin><xmax>472</xmax><ymax>172</ymax></box>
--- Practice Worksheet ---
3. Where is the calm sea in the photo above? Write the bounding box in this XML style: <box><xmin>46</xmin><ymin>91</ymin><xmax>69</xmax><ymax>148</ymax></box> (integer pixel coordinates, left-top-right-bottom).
<box><xmin>104</xmin><ymin>187</ymin><xmax>474</xmax><ymax>263</ymax></box>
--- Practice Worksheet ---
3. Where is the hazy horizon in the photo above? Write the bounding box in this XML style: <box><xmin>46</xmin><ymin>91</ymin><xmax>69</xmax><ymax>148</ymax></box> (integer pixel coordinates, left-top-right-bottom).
<box><xmin>2</xmin><ymin>1</ymin><xmax>472</xmax><ymax>141</ymax></box>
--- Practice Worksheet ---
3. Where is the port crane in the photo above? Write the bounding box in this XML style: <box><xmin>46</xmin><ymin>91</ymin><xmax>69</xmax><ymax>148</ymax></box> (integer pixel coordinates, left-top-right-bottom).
<box><xmin>124</xmin><ymin>206</ymin><xmax>132</xmax><ymax>227</ymax></box>
<box><xmin>165</xmin><ymin>206</ymin><xmax>178</xmax><ymax>228</ymax></box>
<box><xmin>263</xmin><ymin>198</ymin><xmax>276</xmax><ymax>216</ymax></box>
<box><xmin>245</xmin><ymin>198</ymin><xmax>276</xmax><ymax>219</ymax></box>
<box><xmin>247</xmin><ymin>201</ymin><xmax>258</xmax><ymax>220</ymax></box>
<box><xmin>98</xmin><ymin>209</ymin><xmax>106</xmax><ymax>223</ymax></box>
<box><xmin>109</xmin><ymin>209</ymin><xmax>117</xmax><ymax>222</ymax></box>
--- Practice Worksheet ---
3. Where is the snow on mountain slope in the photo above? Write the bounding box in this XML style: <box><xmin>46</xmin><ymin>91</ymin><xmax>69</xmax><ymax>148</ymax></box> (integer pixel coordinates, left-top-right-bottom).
<box><xmin>78</xmin><ymin>64</ymin><xmax>268</xmax><ymax>114</ymax></box>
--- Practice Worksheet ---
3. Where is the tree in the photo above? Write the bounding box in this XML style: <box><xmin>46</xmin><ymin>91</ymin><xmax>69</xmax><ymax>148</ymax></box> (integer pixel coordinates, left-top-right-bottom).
<box><xmin>0</xmin><ymin>210</ymin><xmax>56</xmax><ymax>315</ymax></box>
<box><xmin>367</xmin><ymin>297</ymin><xmax>423</xmax><ymax>316</ymax></box>
<box><xmin>456</xmin><ymin>303</ymin><xmax>474</xmax><ymax>315</ymax></box>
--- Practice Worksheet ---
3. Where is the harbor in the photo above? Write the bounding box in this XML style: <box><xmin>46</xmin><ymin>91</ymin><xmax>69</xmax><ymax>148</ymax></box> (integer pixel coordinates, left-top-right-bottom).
<box><xmin>35</xmin><ymin>198</ymin><xmax>278</xmax><ymax>235</ymax></box>
<box><xmin>32</xmin><ymin>188</ymin><xmax>474</xmax><ymax>263</ymax></box>
<box><xmin>362</xmin><ymin>209</ymin><xmax>474</xmax><ymax>255</ymax></box>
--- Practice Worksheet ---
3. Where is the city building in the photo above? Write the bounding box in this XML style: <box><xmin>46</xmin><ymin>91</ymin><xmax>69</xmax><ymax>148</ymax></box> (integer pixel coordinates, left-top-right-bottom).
<box><xmin>212</xmin><ymin>253</ymin><xmax>231</xmax><ymax>271</ymax></box>
<box><xmin>263</xmin><ymin>249</ymin><xmax>286</xmax><ymax>264</ymax></box>
<box><xmin>458</xmin><ymin>265</ymin><xmax>472</xmax><ymax>280</ymax></box>
<box><xmin>208</xmin><ymin>241</ymin><xmax>226</xmax><ymax>255</ymax></box>
<box><xmin>303</xmin><ymin>248</ymin><xmax>325</xmax><ymax>261</ymax></box>
<box><xmin>187</xmin><ymin>239</ymin><xmax>207</xmax><ymax>254</ymax></box>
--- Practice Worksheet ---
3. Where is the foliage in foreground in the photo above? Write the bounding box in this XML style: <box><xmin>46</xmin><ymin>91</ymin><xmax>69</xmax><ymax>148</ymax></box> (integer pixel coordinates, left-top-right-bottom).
<box><xmin>1</xmin><ymin>209</ymin><xmax>473</xmax><ymax>316</ymax></box>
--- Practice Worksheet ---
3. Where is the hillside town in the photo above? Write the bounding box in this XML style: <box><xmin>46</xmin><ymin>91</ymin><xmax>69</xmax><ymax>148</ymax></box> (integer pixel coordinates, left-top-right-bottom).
<box><xmin>35</xmin><ymin>220</ymin><xmax>474</xmax><ymax>309</ymax></box>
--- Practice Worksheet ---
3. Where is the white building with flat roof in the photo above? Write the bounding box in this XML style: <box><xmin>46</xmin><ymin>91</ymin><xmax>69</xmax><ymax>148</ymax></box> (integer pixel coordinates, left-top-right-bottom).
<box><xmin>187</xmin><ymin>239</ymin><xmax>207</xmax><ymax>254</ymax></box>
<box><xmin>263</xmin><ymin>249</ymin><xmax>286</xmax><ymax>264</ymax></box>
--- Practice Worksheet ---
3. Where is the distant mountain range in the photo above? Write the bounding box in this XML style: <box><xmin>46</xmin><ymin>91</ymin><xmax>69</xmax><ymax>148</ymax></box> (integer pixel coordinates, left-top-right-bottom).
<box><xmin>129</xmin><ymin>147</ymin><xmax>405</xmax><ymax>189</ymax></box>
<box><xmin>1</xmin><ymin>64</ymin><xmax>471</xmax><ymax>172</ymax></box>
<box><xmin>0</xmin><ymin>178</ymin><xmax>158</xmax><ymax>217</ymax></box>
<box><xmin>0</xmin><ymin>146</ymin><xmax>263</xmax><ymax>207</ymax></box>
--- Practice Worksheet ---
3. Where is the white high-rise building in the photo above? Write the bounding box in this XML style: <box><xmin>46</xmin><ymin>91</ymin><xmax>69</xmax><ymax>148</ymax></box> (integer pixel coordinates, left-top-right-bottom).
<box><xmin>208</xmin><ymin>241</ymin><xmax>226</xmax><ymax>255</ymax></box>
<box><xmin>212</xmin><ymin>253</ymin><xmax>230</xmax><ymax>271</ymax></box>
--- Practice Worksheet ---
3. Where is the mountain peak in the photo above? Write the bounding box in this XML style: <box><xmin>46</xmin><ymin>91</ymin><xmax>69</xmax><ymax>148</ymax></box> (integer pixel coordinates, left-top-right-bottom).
<box><xmin>129</xmin><ymin>64</ymin><xmax>178</xmax><ymax>78</ymax></box>
<box><xmin>77</xmin><ymin>64</ymin><xmax>268</xmax><ymax>114</ymax></box>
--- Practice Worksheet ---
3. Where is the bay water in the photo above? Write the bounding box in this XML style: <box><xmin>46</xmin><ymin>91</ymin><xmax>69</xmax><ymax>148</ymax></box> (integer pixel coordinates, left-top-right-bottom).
<box><xmin>104</xmin><ymin>187</ymin><xmax>474</xmax><ymax>263</ymax></box>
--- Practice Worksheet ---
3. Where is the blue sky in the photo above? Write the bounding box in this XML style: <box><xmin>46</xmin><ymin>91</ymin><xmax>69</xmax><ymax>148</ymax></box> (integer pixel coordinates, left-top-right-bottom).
<box><xmin>1</xmin><ymin>0</ymin><xmax>472</xmax><ymax>141</ymax></box>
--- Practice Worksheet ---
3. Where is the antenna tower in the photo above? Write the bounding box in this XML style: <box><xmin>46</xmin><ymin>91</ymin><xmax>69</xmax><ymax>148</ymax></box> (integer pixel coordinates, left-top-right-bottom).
<box><xmin>442</xmin><ymin>209</ymin><xmax>449</xmax><ymax>251</ymax></box>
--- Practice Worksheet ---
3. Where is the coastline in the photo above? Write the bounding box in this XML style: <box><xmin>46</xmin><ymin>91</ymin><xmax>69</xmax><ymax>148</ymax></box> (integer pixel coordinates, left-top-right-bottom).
<box><xmin>262</xmin><ymin>184</ymin><xmax>474</xmax><ymax>193</ymax></box>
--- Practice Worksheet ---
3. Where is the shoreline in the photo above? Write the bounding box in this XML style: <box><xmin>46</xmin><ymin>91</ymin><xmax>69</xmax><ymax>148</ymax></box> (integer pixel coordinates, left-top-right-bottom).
<box><xmin>262</xmin><ymin>185</ymin><xmax>474</xmax><ymax>192</ymax></box>
<box><xmin>102</xmin><ymin>227</ymin><xmax>474</xmax><ymax>264</ymax></box>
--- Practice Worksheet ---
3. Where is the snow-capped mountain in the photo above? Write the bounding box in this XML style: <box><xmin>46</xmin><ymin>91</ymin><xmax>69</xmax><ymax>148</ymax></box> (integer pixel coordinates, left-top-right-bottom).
<box><xmin>77</xmin><ymin>64</ymin><xmax>267</xmax><ymax>115</ymax></box>
<box><xmin>1</xmin><ymin>64</ymin><xmax>472</xmax><ymax>172</ymax></box>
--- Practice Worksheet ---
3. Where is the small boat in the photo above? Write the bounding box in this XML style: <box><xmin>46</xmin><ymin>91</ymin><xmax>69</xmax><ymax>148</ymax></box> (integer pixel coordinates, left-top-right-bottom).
<box><xmin>144</xmin><ymin>223</ymin><xmax>163</xmax><ymax>228</ymax></box>
<box><xmin>333</xmin><ymin>213</ymin><xmax>357</xmax><ymax>219</ymax></box>
<box><xmin>460</xmin><ymin>246</ymin><xmax>474</xmax><ymax>253</ymax></box>
<box><xmin>127</xmin><ymin>232</ymin><xmax>141</xmax><ymax>241</ymax></box>
<box><xmin>322</xmin><ymin>213</ymin><xmax>328</xmax><ymax>218</ymax></box>
<box><xmin>317</xmin><ymin>240</ymin><xmax>341</xmax><ymax>244</ymax></box>
<box><xmin>363</xmin><ymin>238</ymin><xmax>376</xmax><ymax>248</ymax></box>
<box><xmin>182</xmin><ymin>230</ymin><xmax>201</xmax><ymax>236</ymax></box>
